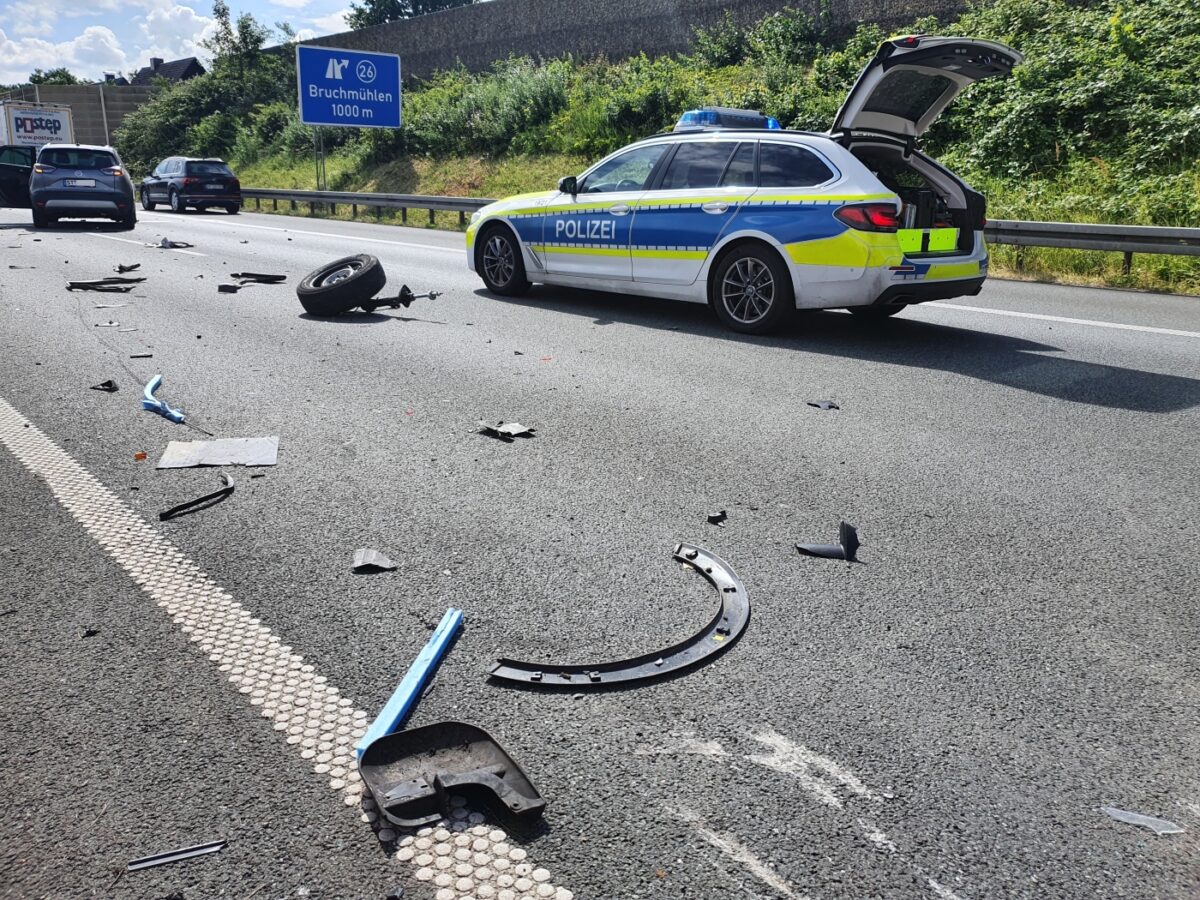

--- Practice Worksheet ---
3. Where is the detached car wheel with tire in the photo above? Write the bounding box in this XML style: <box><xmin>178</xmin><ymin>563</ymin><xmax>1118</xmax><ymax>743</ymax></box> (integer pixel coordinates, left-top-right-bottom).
<box><xmin>476</xmin><ymin>224</ymin><xmax>530</xmax><ymax>296</ymax></box>
<box><xmin>710</xmin><ymin>244</ymin><xmax>794</xmax><ymax>334</ymax></box>
<box><xmin>296</xmin><ymin>254</ymin><xmax>388</xmax><ymax>316</ymax></box>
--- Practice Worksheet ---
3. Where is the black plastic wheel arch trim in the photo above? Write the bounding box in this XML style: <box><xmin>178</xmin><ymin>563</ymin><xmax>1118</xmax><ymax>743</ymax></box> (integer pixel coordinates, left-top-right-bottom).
<box><xmin>488</xmin><ymin>543</ymin><xmax>749</xmax><ymax>689</ymax></box>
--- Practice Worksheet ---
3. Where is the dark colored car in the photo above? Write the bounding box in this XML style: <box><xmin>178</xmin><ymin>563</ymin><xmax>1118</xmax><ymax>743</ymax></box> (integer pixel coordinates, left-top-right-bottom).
<box><xmin>140</xmin><ymin>157</ymin><xmax>241</xmax><ymax>214</ymax></box>
<box><xmin>20</xmin><ymin>143</ymin><xmax>137</xmax><ymax>228</ymax></box>
<box><xmin>0</xmin><ymin>144</ymin><xmax>34</xmax><ymax>209</ymax></box>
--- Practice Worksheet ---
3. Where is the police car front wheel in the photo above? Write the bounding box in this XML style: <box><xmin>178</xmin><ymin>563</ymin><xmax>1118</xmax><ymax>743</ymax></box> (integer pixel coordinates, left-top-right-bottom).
<box><xmin>478</xmin><ymin>225</ymin><xmax>529</xmax><ymax>296</ymax></box>
<box><xmin>710</xmin><ymin>245</ymin><xmax>794</xmax><ymax>334</ymax></box>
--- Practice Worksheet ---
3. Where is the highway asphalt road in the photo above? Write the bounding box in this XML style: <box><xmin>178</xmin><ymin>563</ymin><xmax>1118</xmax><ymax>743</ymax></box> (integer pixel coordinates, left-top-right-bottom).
<box><xmin>1</xmin><ymin>207</ymin><xmax>1197</xmax><ymax>900</ymax></box>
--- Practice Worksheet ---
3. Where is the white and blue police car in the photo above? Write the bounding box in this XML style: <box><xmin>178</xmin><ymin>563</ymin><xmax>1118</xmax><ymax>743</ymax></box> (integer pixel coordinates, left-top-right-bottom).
<box><xmin>467</xmin><ymin>35</ymin><xmax>1023</xmax><ymax>333</ymax></box>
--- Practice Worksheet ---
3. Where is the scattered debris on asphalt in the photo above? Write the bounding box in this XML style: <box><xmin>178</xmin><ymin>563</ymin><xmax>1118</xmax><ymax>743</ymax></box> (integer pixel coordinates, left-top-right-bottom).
<box><xmin>230</xmin><ymin>272</ymin><xmax>286</xmax><ymax>284</ymax></box>
<box><xmin>116</xmin><ymin>263</ymin><xmax>141</xmax><ymax>273</ymax></box>
<box><xmin>67</xmin><ymin>276</ymin><xmax>146</xmax><ymax>293</ymax></box>
<box><xmin>119</xmin><ymin>328</ymin><xmax>139</xmax><ymax>333</ymax></box>
<box><xmin>148</xmin><ymin>238</ymin><xmax>194</xmax><ymax>249</ymax></box>
<box><xmin>95</xmin><ymin>321</ymin><xmax>119</xmax><ymax>328</ymax></box>
<box><xmin>217</xmin><ymin>283</ymin><xmax>242</xmax><ymax>294</ymax></box>
<box><xmin>8</xmin><ymin>264</ymin><xmax>35</xmax><ymax>269</ymax></box>
<box><xmin>706</xmin><ymin>510</ymin><xmax>727</xmax><ymax>527</ymax></box>
<box><xmin>356</xmin><ymin>607</ymin><xmax>464</xmax><ymax>757</ymax></box>
<box><xmin>477</xmin><ymin>420</ymin><xmax>535</xmax><ymax>442</ymax></box>
<box><xmin>296</xmin><ymin>255</ymin><xmax>441</xmax><ymax>316</ymax></box>
<box><xmin>156</xmin><ymin>436</ymin><xmax>279</xmax><ymax>469</ymax></box>
<box><xmin>133</xmin><ymin>452</ymin><xmax>147</xmax><ymax>461</ymax></box>
<box><xmin>796</xmin><ymin>521</ymin><xmax>860</xmax><ymax>561</ymax></box>
<box><xmin>79</xmin><ymin>625</ymin><xmax>100</xmax><ymax>638</ymax></box>
<box><xmin>1100</xmin><ymin>806</ymin><xmax>1184</xmax><ymax>835</ymax></box>
<box><xmin>159</xmin><ymin>473</ymin><xmax>235</xmax><ymax>521</ymax></box>
<box><xmin>90</xmin><ymin>380</ymin><xmax>119</xmax><ymax>393</ymax></box>
<box><xmin>490</xmin><ymin>543</ymin><xmax>749</xmax><ymax>689</ymax></box>
<box><xmin>807</xmin><ymin>400</ymin><xmax>840</xmax><ymax>410</ymax></box>
<box><xmin>360</xmin><ymin>284</ymin><xmax>442</xmax><ymax>313</ymax></box>
<box><xmin>352</xmin><ymin>548</ymin><xmax>398</xmax><ymax>573</ymax></box>
<box><xmin>94</xmin><ymin>303</ymin><xmax>125</xmax><ymax>309</ymax></box>
<box><xmin>141</xmin><ymin>374</ymin><xmax>186</xmax><ymax>424</ymax></box>
<box><xmin>126</xmin><ymin>840</ymin><xmax>227</xmax><ymax>872</ymax></box>
<box><xmin>514</xmin><ymin>350</ymin><xmax>524</xmax><ymax>356</ymax></box>
<box><xmin>130</xmin><ymin>353</ymin><xmax>153</xmax><ymax>359</ymax></box>
<box><xmin>359</xmin><ymin>720</ymin><xmax>545</xmax><ymax>827</ymax></box>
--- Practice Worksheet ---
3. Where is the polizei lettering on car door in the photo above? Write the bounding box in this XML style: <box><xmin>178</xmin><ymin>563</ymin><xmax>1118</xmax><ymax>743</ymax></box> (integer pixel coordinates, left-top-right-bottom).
<box><xmin>554</xmin><ymin>218</ymin><xmax>616</xmax><ymax>240</ymax></box>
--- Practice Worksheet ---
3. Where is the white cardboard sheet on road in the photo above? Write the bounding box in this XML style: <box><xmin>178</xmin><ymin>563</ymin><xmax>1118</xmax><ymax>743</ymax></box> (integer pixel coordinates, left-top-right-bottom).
<box><xmin>156</xmin><ymin>436</ymin><xmax>279</xmax><ymax>469</ymax></box>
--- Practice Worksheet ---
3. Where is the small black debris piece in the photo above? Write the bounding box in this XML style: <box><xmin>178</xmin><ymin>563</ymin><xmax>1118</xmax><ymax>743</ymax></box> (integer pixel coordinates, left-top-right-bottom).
<box><xmin>159</xmin><ymin>474</ymin><xmax>235</xmax><ymax>521</ymax></box>
<box><xmin>230</xmin><ymin>272</ymin><xmax>286</xmax><ymax>284</ymax></box>
<box><xmin>79</xmin><ymin>625</ymin><xmax>100</xmax><ymax>638</ymax></box>
<box><xmin>359</xmin><ymin>284</ymin><xmax>442</xmax><ymax>313</ymax></box>
<box><xmin>353</xmin><ymin>548</ymin><xmax>398</xmax><ymax>573</ymax></box>
<box><xmin>796</xmin><ymin>521</ymin><xmax>860</xmax><ymax>561</ymax></box>
<box><xmin>126</xmin><ymin>839</ymin><xmax>226</xmax><ymax>872</ymax></box>
<box><xmin>116</xmin><ymin>263</ymin><xmax>141</xmax><ymax>273</ymax></box>
<box><xmin>706</xmin><ymin>510</ymin><xmax>727</xmax><ymax>527</ymax></box>
<box><xmin>95</xmin><ymin>321</ymin><xmax>119</xmax><ymax>328</ymax></box>
<box><xmin>477</xmin><ymin>421</ymin><xmax>535</xmax><ymax>442</ymax></box>
<box><xmin>130</xmin><ymin>353</ymin><xmax>153</xmax><ymax>359</ymax></box>
<box><xmin>8</xmin><ymin>264</ymin><xmax>35</xmax><ymax>269</ymax></box>
<box><xmin>67</xmin><ymin>276</ymin><xmax>146</xmax><ymax>293</ymax></box>
<box><xmin>90</xmin><ymin>380</ymin><xmax>119</xmax><ymax>393</ymax></box>
<box><xmin>217</xmin><ymin>283</ymin><xmax>241</xmax><ymax>294</ymax></box>
<box><xmin>807</xmin><ymin>400</ymin><xmax>840</xmax><ymax>410</ymax></box>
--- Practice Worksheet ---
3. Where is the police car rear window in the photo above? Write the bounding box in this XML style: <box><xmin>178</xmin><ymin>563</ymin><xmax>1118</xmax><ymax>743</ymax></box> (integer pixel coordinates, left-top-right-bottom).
<box><xmin>659</xmin><ymin>142</ymin><xmax>737</xmax><ymax>191</ymax></box>
<box><xmin>862</xmin><ymin>70</ymin><xmax>954</xmax><ymax>121</ymax></box>
<box><xmin>758</xmin><ymin>144</ymin><xmax>834</xmax><ymax>188</ymax></box>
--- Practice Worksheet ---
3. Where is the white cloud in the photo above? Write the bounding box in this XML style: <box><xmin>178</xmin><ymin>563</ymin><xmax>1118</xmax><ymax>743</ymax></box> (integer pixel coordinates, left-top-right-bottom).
<box><xmin>272</xmin><ymin>0</ymin><xmax>313</xmax><ymax>9</ymax></box>
<box><xmin>0</xmin><ymin>25</ymin><xmax>129</xmax><ymax>84</ymax></box>
<box><xmin>136</xmin><ymin>3</ymin><xmax>216</xmax><ymax>66</ymax></box>
<box><xmin>310</xmin><ymin>8</ymin><xmax>350</xmax><ymax>34</ymax></box>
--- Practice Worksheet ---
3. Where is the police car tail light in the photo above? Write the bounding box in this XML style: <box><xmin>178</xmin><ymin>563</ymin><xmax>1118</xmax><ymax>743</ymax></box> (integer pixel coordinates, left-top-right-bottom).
<box><xmin>835</xmin><ymin>203</ymin><xmax>901</xmax><ymax>232</ymax></box>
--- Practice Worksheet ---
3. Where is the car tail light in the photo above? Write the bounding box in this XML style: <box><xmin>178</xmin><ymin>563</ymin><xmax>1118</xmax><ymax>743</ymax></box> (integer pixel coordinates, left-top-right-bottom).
<box><xmin>231</xmin><ymin>179</ymin><xmax>240</xmax><ymax>190</ymax></box>
<box><xmin>33</xmin><ymin>164</ymin><xmax>55</xmax><ymax>174</ymax></box>
<box><xmin>101</xmin><ymin>166</ymin><xmax>124</xmax><ymax>176</ymax></box>
<box><xmin>834</xmin><ymin>203</ymin><xmax>901</xmax><ymax>232</ymax></box>
<box><xmin>182</xmin><ymin>177</ymin><xmax>199</xmax><ymax>186</ymax></box>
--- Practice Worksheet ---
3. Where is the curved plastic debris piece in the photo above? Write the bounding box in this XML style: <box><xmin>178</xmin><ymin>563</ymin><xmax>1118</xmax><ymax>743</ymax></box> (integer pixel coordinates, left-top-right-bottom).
<box><xmin>489</xmin><ymin>543</ymin><xmax>749</xmax><ymax>689</ymax></box>
<box><xmin>796</xmin><ymin>521</ymin><xmax>860</xmax><ymax>561</ymax></box>
<box><xmin>1100</xmin><ymin>806</ymin><xmax>1185</xmax><ymax>835</ymax></box>
<box><xmin>141</xmin><ymin>374</ymin><xmax>186</xmax><ymax>424</ymax></box>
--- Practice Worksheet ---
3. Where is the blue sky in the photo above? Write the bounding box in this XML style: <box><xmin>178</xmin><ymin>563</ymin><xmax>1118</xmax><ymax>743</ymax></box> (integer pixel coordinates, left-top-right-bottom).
<box><xmin>0</xmin><ymin>0</ymin><xmax>352</xmax><ymax>85</ymax></box>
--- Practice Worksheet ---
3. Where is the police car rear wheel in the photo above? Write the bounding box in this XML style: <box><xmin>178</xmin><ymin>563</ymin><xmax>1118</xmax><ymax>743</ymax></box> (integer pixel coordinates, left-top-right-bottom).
<box><xmin>478</xmin><ymin>225</ymin><xmax>529</xmax><ymax>296</ymax></box>
<box><xmin>711</xmin><ymin>246</ymin><xmax>793</xmax><ymax>334</ymax></box>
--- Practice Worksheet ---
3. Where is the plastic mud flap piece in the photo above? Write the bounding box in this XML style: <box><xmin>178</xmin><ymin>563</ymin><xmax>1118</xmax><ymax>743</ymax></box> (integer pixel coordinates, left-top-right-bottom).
<box><xmin>359</xmin><ymin>722</ymin><xmax>546</xmax><ymax>827</ymax></box>
<box><xmin>489</xmin><ymin>543</ymin><xmax>750</xmax><ymax>689</ymax></box>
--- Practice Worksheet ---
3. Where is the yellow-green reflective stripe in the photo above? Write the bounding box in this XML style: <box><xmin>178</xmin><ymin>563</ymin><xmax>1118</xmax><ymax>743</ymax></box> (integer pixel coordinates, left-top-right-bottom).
<box><xmin>530</xmin><ymin>245</ymin><xmax>627</xmax><ymax>257</ymax></box>
<box><xmin>634</xmin><ymin>194</ymin><xmax>753</xmax><ymax>207</ymax></box>
<box><xmin>925</xmin><ymin>261</ymin><xmax>981</xmax><ymax>280</ymax></box>
<box><xmin>632</xmin><ymin>249</ymin><xmax>707</xmax><ymax>260</ymax></box>
<box><xmin>785</xmin><ymin>230</ymin><xmax>902</xmax><ymax>268</ymax></box>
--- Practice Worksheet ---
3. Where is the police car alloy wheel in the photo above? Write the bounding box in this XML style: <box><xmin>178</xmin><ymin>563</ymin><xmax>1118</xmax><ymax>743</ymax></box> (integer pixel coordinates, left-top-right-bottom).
<box><xmin>710</xmin><ymin>246</ymin><xmax>794</xmax><ymax>334</ymax></box>
<box><xmin>478</xmin><ymin>225</ymin><xmax>529</xmax><ymax>296</ymax></box>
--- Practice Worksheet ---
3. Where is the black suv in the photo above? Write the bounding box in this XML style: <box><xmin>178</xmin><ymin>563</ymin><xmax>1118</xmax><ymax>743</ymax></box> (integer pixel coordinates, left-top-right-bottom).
<box><xmin>140</xmin><ymin>157</ymin><xmax>241</xmax><ymax>214</ymax></box>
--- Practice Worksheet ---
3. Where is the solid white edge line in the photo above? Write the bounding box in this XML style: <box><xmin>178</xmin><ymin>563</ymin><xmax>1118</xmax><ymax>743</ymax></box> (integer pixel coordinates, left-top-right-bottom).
<box><xmin>926</xmin><ymin>302</ymin><xmax>1200</xmax><ymax>339</ymax></box>
<box><xmin>140</xmin><ymin>211</ymin><xmax>461</xmax><ymax>253</ymax></box>
<box><xmin>88</xmin><ymin>232</ymin><xmax>207</xmax><ymax>257</ymax></box>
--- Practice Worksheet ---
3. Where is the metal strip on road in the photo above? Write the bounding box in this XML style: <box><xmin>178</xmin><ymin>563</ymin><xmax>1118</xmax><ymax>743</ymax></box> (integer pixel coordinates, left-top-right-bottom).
<box><xmin>0</xmin><ymin>394</ymin><xmax>571</xmax><ymax>900</ymax></box>
<box><xmin>926</xmin><ymin>302</ymin><xmax>1200</xmax><ymax>339</ymax></box>
<box><xmin>140</xmin><ymin>212</ymin><xmax>462</xmax><ymax>254</ymax></box>
<box><xmin>86</xmin><ymin>232</ymin><xmax>207</xmax><ymax>257</ymax></box>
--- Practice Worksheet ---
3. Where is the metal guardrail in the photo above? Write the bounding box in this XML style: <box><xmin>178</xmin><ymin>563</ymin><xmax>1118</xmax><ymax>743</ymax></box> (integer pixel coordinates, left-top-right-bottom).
<box><xmin>240</xmin><ymin>188</ymin><xmax>490</xmax><ymax>226</ymax></box>
<box><xmin>241</xmin><ymin>188</ymin><xmax>1200</xmax><ymax>272</ymax></box>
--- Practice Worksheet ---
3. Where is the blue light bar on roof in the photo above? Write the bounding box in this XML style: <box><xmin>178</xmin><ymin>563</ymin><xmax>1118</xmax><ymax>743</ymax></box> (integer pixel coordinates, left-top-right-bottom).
<box><xmin>674</xmin><ymin>107</ymin><xmax>782</xmax><ymax>131</ymax></box>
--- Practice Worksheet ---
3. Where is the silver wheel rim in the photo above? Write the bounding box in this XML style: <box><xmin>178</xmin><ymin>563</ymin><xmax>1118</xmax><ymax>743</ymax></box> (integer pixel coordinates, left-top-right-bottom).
<box><xmin>318</xmin><ymin>264</ymin><xmax>357</xmax><ymax>287</ymax></box>
<box><xmin>483</xmin><ymin>234</ymin><xmax>514</xmax><ymax>287</ymax></box>
<box><xmin>721</xmin><ymin>257</ymin><xmax>775</xmax><ymax>324</ymax></box>
<box><xmin>170</xmin><ymin>192</ymin><xmax>179</xmax><ymax>210</ymax></box>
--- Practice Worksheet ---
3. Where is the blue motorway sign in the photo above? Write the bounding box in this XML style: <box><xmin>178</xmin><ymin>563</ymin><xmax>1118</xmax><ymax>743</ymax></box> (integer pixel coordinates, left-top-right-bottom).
<box><xmin>296</xmin><ymin>44</ymin><xmax>402</xmax><ymax>129</ymax></box>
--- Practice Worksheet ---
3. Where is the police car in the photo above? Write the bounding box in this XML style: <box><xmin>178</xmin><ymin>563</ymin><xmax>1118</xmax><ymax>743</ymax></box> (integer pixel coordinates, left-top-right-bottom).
<box><xmin>467</xmin><ymin>35</ymin><xmax>1022</xmax><ymax>333</ymax></box>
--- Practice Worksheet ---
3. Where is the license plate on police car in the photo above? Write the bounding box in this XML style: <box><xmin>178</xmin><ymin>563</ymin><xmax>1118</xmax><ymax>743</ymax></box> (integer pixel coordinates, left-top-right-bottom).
<box><xmin>65</xmin><ymin>178</ymin><xmax>95</xmax><ymax>187</ymax></box>
<box><xmin>205</xmin><ymin>183</ymin><xmax>223</xmax><ymax>190</ymax></box>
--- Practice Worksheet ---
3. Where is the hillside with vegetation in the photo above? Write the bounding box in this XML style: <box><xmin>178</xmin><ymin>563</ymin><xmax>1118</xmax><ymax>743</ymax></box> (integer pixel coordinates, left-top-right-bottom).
<box><xmin>115</xmin><ymin>0</ymin><xmax>1200</xmax><ymax>292</ymax></box>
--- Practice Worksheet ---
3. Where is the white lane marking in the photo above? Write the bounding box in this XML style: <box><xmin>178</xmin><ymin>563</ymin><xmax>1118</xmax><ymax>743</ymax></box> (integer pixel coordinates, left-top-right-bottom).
<box><xmin>927</xmin><ymin>878</ymin><xmax>968</xmax><ymax>900</ymax></box>
<box><xmin>140</xmin><ymin>211</ymin><xmax>461</xmax><ymax>254</ymax></box>
<box><xmin>671</xmin><ymin>806</ymin><xmax>811</xmax><ymax>899</ymax></box>
<box><xmin>926</xmin><ymin>302</ymin><xmax>1200</xmax><ymax>339</ymax></box>
<box><xmin>0</xmin><ymin>395</ymin><xmax>569</xmax><ymax>900</ymax></box>
<box><xmin>87</xmin><ymin>232</ymin><xmax>206</xmax><ymax>256</ymax></box>
<box><xmin>749</xmin><ymin>729</ymin><xmax>881</xmax><ymax>809</ymax></box>
<box><xmin>635</xmin><ymin>732</ymin><xmax>728</xmax><ymax>757</ymax></box>
<box><xmin>858</xmin><ymin>820</ymin><xmax>897</xmax><ymax>853</ymax></box>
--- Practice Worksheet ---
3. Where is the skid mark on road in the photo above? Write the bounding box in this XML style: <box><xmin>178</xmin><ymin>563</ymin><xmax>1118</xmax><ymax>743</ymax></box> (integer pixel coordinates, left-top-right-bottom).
<box><xmin>0</xmin><ymin>394</ymin><xmax>570</xmax><ymax>900</ymax></box>
<box><xmin>670</xmin><ymin>806</ymin><xmax>811</xmax><ymax>899</ymax></box>
<box><xmin>749</xmin><ymin>728</ymin><xmax>882</xmax><ymax>809</ymax></box>
<box><xmin>634</xmin><ymin>732</ymin><xmax>728</xmax><ymax>757</ymax></box>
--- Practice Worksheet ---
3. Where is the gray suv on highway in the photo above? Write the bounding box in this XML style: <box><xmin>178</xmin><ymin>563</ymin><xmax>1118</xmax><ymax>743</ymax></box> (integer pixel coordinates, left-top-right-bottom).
<box><xmin>30</xmin><ymin>143</ymin><xmax>136</xmax><ymax>229</ymax></box>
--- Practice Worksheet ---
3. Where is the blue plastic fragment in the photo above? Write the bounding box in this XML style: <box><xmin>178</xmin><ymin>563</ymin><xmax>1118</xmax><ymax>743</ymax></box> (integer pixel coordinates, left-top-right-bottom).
<box><xmin>141</xmin><ymin>374</ymin><xmax>186</xmax><ymax>424</ymax></box>
<box><xmin>355</xmin><ymin>606</ymin><xmax>464</xmax><ymax>758</ymax></box>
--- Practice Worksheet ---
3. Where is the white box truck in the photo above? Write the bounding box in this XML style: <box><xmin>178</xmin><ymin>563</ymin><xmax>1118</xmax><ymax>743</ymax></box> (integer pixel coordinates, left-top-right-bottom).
<box><xmin>0</xmin><ymin>101</ymin><xmax>75</xmax><ymax>147</ymax></box>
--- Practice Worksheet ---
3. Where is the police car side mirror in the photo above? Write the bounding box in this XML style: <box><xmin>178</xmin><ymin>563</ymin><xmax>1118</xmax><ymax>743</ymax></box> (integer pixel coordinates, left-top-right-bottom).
<box><xmin>558</xmin><ymin>175</ymin><xmax>577</xmax><ymax>196</ymax></box>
